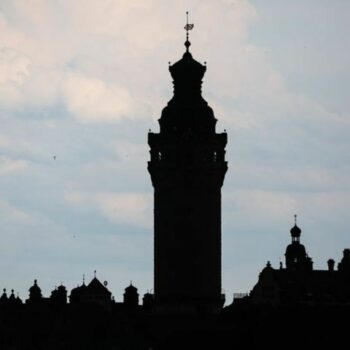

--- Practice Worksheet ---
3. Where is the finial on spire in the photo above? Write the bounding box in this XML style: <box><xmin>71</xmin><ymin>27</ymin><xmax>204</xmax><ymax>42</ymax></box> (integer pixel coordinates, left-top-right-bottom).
<box><xmin>184</xmin><ymin>11</ymin><xmax>194</xmax><ymax>52</ymax></box>
<box><xmin>83</xmin><ymin>274</ymin><xmax>85</xmax><ymax>285</ymax></box>
<box><xmin>294</xmin><ymin>214</ymin><xmax>297</xmax><ymax>225</ymax></box>
<box><xmin>94</xmin><ymin>270</ymin><xmax>96</xmax><ymax>278</ymax></box>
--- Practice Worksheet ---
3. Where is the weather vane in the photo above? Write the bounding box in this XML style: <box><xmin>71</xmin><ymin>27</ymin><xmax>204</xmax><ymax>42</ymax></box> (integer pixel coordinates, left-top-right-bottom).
<box><xmin>184</xmin><ymin>11</ymin><xmax>194</xmax><ymax>52</ymax></box>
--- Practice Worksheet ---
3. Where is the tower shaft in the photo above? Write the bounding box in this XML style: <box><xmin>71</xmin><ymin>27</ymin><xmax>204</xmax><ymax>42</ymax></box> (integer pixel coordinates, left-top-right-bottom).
<box><xmin>148</xmin><ymin>39</ymin><xmax>227</xmax><ymax>313</ymax></box>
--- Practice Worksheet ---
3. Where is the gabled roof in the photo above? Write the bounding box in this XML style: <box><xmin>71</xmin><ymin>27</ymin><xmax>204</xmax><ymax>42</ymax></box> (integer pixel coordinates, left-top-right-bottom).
<box><xmin>86</xmin><ymin>277</ymin><xmax>111</xmax><ymax>295</ymax></box>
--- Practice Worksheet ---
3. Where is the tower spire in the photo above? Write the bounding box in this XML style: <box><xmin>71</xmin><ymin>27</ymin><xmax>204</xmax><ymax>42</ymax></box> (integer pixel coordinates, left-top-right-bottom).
<box><xmin>184</xmin><ymin>11</ymin><xmax>194</xmax><ymax>52</ymax></box>
<box><xmin>148</xmin><ymin>24</ymin><xmax>228</xmax><ymax>312</ymax></box>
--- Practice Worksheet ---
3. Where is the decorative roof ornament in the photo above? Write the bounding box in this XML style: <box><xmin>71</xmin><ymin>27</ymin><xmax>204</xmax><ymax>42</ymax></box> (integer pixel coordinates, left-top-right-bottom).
<box><xmin>184</xmin><ymin>11</ymin><xmax>194</xmax><ymax>52</ymax></box>
<box><xmin>125</xmin><ymin>282</ymin><xmax>138</xmax><ymax>291</ymax></box>
<box><xmin>290</xmin><ymin>214</ymin><xmax>302</xmax><ymax>239</ymax></box>
<box><xmin>168</xmin><ymin>13</ymin><xmax>206</xmax><ymax>91</ymax></box>
<box><xmin>9</xmin><ymin>289</ymin><xmax>16</xmax><ymax>301</ymax></box>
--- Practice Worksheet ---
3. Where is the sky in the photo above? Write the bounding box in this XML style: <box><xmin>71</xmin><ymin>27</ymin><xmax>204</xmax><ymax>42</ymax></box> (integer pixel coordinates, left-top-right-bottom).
<box><xmin>0</xmin><ymin>0</ymin><xmax>349</xmax><ymax>304</ymax></box>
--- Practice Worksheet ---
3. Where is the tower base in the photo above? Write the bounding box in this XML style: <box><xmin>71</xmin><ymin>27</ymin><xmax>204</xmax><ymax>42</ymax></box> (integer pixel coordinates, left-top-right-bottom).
<box><xmin>154</xmin><ymin>294</ymin><xmax>225</xmax><ymax>316</ymax></box>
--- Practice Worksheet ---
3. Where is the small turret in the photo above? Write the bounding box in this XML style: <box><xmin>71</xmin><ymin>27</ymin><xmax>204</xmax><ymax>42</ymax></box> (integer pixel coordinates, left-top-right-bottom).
<box><xmin>69</xmin><ymin>275</ymin><xmax>87</xmax><ymax>304</ymax></box>
<box><xmin>327</xmin><ymin>259</ymin><xmax>335</xmax><ymax>272</ymax></box>
<box><xmin>28</xmin><ymin>280</ymin><xmax>43</xmax><ymax>303</ymax></box>
<box><xmin>50</xmin><ymin>284</ymin><xmax>67</xmax><ymax>305</ymax></box>
<box><xmin>285</xmin><ymin>215</ymin><xmax>313</xmax><ymax>271</ymax></box>
<box><xmin>8</xmin><ymin>289</ymin><xmax>16</xmax><ymax>303</ymax></box>
<box><xmin>142</xmin><ymin>291</ymin><xmax>154</xmax><ymax>310</ymax></box>
<box><xmin>123</xmin><ymin>282</ymin><xmax>139</xmax><ymax>307</ymax></box>
<box><xmin>0</xmin><ymin>288</ymin><xmax>8</xmax><ymax>305</ymax></box>
<box><xmin>338</xmin><ymin>249</ymin><xmax>350</xmax><ymax>273</ymax></box>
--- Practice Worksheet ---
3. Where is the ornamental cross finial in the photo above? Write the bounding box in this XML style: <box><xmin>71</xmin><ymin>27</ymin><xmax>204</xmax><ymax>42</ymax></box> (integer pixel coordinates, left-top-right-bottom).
<box><xmin>184</xmin><ymin>11</ymin><xmax>194</xmax><ymax>52</ymax></box>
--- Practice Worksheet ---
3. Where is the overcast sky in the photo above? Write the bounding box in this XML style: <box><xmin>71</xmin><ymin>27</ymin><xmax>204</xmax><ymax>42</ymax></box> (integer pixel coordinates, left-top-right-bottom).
<box><xmin>0</xmin><ymin>0</ymin><xmax>349</xmax><ymax>304</ymax></box>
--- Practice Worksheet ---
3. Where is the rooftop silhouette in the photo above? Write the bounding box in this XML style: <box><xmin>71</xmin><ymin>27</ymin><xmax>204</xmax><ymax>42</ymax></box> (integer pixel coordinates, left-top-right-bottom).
<box><xmin>0</xmin><ymin>13</ymin><xmax>349</xmax><ymax>350</ymax></box>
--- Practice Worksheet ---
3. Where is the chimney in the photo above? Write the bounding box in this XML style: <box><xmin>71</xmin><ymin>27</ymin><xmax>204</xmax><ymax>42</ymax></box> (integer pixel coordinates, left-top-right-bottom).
<box><xmin>327</xmin><ymin>259</ymin><xmax>335</xmax><ymax>272</ymax></box>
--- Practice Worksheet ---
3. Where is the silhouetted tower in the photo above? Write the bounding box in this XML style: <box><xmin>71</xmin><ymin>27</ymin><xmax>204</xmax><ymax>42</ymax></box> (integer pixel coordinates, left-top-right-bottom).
<box><xmin>285</xmin><ymin>215</ymin><xmax>313</xmax><ymax>271</ymax></box>
<box><xmin>338</xmin><ymin>249</ymin><xmax>350</xmax><ymax>274</ymax></box>
<box><xmin>50</xmin><ymin>284</ymin><xmax>67</xmax><ymax>305</ymax></box>
<box><xmin>148</xmin><ymin>13</ymin><xmax>228</xmax><ymax>312</ymax></box>
<box><xmin>0</xmin><ymin>289</ymin><xmax>8</xmax><ymax>306</ymax></box>
<box><xmin>29</xmin><ymin>280</ymin><xmax>42</xmax><ymax>300</ymax></box>
<box><xmin>142</xmin><ymin>291</ymin><xmax>154</xmax><ymax>311</ymax></box>
<box><xmin>123</xmin><ymin>282</ymin><xmax>139</xmax><ymax>307</ymax></box>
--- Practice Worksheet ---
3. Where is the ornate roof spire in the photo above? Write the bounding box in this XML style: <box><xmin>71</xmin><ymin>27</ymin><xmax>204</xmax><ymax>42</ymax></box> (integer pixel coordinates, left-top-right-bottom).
<box><xmin>290</xmin><ymin>214</ymin><xmax>302</xmax><ymax>241</ymax></box>
<box><xmin>184</xmin><ymin>11</ymin><xmax>194</xmax><ymax>52</ymax></box>
<box><xmin>166</xmin><ymin>14</ymin><xmax>206</xmax><ymax>106</ymax></box>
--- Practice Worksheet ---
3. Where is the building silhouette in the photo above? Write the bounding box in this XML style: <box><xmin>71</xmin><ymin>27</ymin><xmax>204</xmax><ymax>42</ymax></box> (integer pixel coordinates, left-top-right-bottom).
<box><xmin>250</xmin><ymin>216</ymin><xmax>350</xmax><ymax>306</ymax></box>
<box><xmin>148</xmin><ymin>21</ymin><xmax>227</xmax><ymax>314</ymax></box>
<box><xmin>0</xmin><ymin>16</ymin><xmax>350</xmax><ymax>350</ymax></box>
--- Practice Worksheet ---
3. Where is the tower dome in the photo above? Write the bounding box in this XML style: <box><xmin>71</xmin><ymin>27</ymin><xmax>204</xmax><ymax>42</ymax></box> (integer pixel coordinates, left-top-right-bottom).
<box><xmin>290</xmin><ymin>214</ymin><xmax>302</xmax><ymax>241</ymax></box>
<box><xmin>290</xmin><ymin>224</ymin><xmax>301</xmax><ymax>238</ymax></box>
<box><xmin>123</xmin><ymin>282</ymin><xmax>139</xmax><ymax>307</ymax></box>
<box><xmin>159</xmin><ymin>13</ymin><xmax>216</xmax><ymax>135</ymax></box>
<box><xmin>169</xmin><ymin>51</ymin><xmax>206</xmax><ymax>87</ymax></box>
<box><xmin>28</xmin><ymin>279</ymin><xmax>42</xmax><ymax>302</ymax></box>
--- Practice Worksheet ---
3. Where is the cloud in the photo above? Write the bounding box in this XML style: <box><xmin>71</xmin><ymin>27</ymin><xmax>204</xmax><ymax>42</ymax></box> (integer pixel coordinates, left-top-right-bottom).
<box><xmin>0</xmin><ymin>0</ymin><xmax>257</xmax><ymax>123</ymax></box>
<box><xmin>0</xmin><ymin>0</ymin><xmax>348</xmax><ymax>299</ymax></box>
<box><xmin>65</xmin><ymin>191</ymin><xmax>152</xmax><ymax>229</ymax></box>
<box><xmin>113</xmin><ymin>140</ymin><xmax>148</xmax><ymax>162</ymax></box>
<box><xmin>62</xmin><ymin>72</ymin><xmax>134</xmax><ymax>123</ymax></box>
<box><xmin>225</xmin><ymin>189</ymin><xmax>297</xmax><ymax>221</ymax></box>
<box><xmin>0</xmin><ymin>47</ymin><xmax>31</xmax><ymax>85</ymax></box>
<box><xmin>95</xmin><ymin>193</ymin><xmax>152</xmax><ymax>228</ymax></box>
<box><xmin>0</xmin><ymin>47</ymin><xmax>31</xmax><ymax>109</ymax></box>
<box><xmin>0</xmin><ymin>135</ymin><xmax>9</xmax><ymax>147</ymax></box>
<box><xmin>0</xmin><ymin>156</ymin><xmax>27</xmax><ymax>175</ymax></box>
<box><xmin>0</xmin><ymin>198</ymin><xmax>33</xmax><ymax>223</ymax></box>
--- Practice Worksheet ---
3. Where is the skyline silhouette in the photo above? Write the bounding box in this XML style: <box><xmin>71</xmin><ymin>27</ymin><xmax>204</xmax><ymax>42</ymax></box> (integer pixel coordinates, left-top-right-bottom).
<box><xmin>0</xmin><ymin>4</ymin><xmax>349</xmax><ymax>349</ymax></box>
<box><xmin>0</xmin><ymin>1</ymin><xmax>349</xmax><ymax>302</ymax></box>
